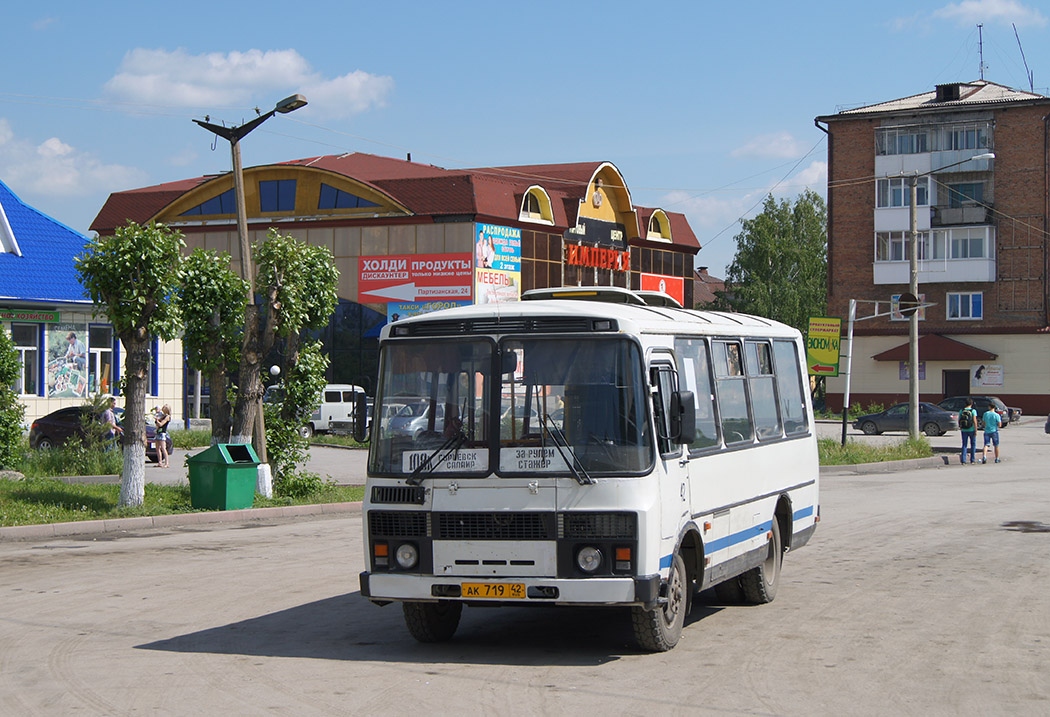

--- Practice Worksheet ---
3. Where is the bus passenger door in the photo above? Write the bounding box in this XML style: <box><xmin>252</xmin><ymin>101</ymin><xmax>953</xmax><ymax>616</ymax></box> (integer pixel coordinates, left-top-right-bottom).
<box><xmin>651</xmin><ymin>357</ymin><xmax>689</xmax><ymax>540</ymax></box>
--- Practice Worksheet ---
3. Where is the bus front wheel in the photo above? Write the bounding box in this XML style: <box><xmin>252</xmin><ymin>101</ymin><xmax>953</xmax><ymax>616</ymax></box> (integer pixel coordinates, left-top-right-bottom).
<box><xmin>740</xmin><ymin>515</ymin><xmax>782</xmax><ymax>604</ymax></box>
<box><xmin>402</xmin><ymin>600</ymin><xmax>462</xmax><ymax>643</ymax></box>
<box><xmin>631</xmin><ymin>552</ymin><xmax>687</xmax><ymax>652</ymax></box>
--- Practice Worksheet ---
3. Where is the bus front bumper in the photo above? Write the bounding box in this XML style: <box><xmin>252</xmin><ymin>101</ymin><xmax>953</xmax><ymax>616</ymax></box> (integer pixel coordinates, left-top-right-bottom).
<box><xmin>360</xmin><ymin>571</ymin><xmax>661</xmax><ymax>609</ymax></box>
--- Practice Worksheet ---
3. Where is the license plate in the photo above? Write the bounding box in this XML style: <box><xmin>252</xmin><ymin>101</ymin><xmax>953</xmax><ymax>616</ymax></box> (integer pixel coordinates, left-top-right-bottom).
<box><xmin>461</xmin><ymin>582</ymin><xmax>525</xmax><ymax>599</ymax></box>
<box><xmin>149</xmin><ymin>442</ymin><xmax>155</xmax><ymax>449</ymax></box>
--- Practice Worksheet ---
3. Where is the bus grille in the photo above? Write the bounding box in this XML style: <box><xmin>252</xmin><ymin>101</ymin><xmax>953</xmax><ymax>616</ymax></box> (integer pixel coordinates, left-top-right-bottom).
<box><xmin>435</xmin><ymin>512</ymin><xmax>554</xmax><ymax>540</ymax></box>
<box><xmin>368</xmin><ymin>511</ymin><xmax>429</xmax><ymax>537</ymax></box>
<box><xmin>559</xmin><ymin>512</ymin><xmax>637</xmax><ymax>539</ymax></box>
<box><xmin>371</xmin><ymin>485</ymin><xmax>426</xmax><ymax>505</ymax></box>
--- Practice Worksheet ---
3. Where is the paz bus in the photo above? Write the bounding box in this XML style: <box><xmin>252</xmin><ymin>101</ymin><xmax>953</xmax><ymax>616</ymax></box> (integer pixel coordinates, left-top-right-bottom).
<box><xmin>359</xmin><ymin>286</ymin><xmax>819</xmax><ymax>651</ymax></box>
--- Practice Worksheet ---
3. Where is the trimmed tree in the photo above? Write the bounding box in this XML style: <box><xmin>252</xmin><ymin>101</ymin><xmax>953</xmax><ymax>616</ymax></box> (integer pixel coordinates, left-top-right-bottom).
<box><xmin>0</xmin><ymin>327</ymin><xmax>26</xmax><ymax>470</ymax></box>
<box><xmin>76</xmin><ymin>222</ymin><xmax>184</xmax><ymax>507</ymax></box>
<box><xmin>231</xmin><ymin>228</ymin><xmax>338</xmax><ymax>453</ymax></box>
<box><xmin>178</xmin><ymin>249</ymin><xmax>248</xmax><ymax>444</ymax></box>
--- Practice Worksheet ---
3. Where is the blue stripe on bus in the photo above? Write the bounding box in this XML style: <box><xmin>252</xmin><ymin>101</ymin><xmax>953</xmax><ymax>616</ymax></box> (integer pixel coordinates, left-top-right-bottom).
<box><xmin>659</xmin><ymin>554</ymin><xmax>673</xmax><ymax>569</ymax></box>
<box><xmin>793</xmin><ymin>505</ymin><xmax>814</xmax><ymax>520</ymax></box>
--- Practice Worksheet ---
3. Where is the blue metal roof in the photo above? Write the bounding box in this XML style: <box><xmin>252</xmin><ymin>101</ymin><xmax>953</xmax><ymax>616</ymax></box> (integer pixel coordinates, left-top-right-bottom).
<box><xmin>0</xmin><ymin>179</ymin><xmax>90</xmax><ymax>304</ymax></box>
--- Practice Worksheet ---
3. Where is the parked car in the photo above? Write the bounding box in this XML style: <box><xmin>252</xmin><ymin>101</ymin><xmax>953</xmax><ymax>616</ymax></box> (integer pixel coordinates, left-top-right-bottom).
<box><xmin>853</xmin><ymin>402</ymin><xmax>958</xmax><ymax>436</ymax></box>
<box><xmin>937</xmin><ymin>395</ymin><xmax>1010</xmax><ymax>429</ymax></box>
<box><xmin>1007</xmin><ymin>405</ymin><xmax>1023</xmax><ymax>423</ymax></box>
<box><xmin>28</xmin><ymin>406</ymin><xmax>173</xmax><ymax>462</ymax></box>
<box><xmin>1045</xmin><ymin>415</ymin><xmax>1049</xmax><ymax>434</ymax></box>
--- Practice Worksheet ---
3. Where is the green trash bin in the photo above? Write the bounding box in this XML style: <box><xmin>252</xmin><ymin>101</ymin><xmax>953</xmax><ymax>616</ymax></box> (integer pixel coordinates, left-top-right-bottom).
<box><xmin>186</xmin><ymin>443</ymin><xmax>260</xmax><ymax>510</ymax></box>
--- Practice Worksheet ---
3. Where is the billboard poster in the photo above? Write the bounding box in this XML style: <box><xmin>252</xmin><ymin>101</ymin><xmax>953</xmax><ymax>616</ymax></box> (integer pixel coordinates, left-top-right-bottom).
<box><xmin>358</xmin><ymin>254</ymin><xmax>473</xmax><ymax>303</ymax></box>
<box><xmin>47</xmin><ymin>322</ymin><xmax>89</xmax><ymax>398</ymax></box>
<box><xmin>475</xmin><ymin>224</ymin><xmax>521</xmax><ymax>304</ymax></box>
<box><xmin>387</xmin><ymin>300</ymin><xmax>470</xmax><ymax>322</ymax></box>
<box><xmin>898</xmin><ymin>361</ymin><xmax>926</xmax><ymax>381</ymax></box>
<box><xmin>971</xmin><ymin>364</ymin><xmax>1003</xmax><ymax>387</ymax></box>
<box><xmin>640</xmin><ymin>272</ymin><xmax>685</xmax><ymax>306</ymax></box>
<box><xmin>891</xmin><ymin>293</ymin><xmax>926</xmax><ymax>321</ymax></box>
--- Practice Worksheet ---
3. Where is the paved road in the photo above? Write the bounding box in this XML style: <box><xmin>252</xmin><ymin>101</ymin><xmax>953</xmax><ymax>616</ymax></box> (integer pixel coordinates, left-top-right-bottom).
<box><xmin>1</xmin><ymin>422</ymin><xmax>1047</xmax><ymax>714</ymax></box>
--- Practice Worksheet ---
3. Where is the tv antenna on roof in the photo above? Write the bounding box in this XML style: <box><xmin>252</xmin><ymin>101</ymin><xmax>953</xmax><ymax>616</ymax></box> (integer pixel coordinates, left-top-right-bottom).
<box><xmin>1013</xmin><ymin>23</ymin><xmax>1035</xmax><ymax>92</ymax></box>
<box><xmin>978</xmin><ymin>24</ymin><xmax>988</xmax><ymax>80</ymax></box>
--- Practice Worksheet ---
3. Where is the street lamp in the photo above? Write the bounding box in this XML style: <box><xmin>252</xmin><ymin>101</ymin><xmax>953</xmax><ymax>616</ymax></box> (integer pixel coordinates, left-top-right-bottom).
<box><xmin>193</xmin><ymin>94</ymin><xmax>308</xmax><ymax>465</ymax></box>
<box><xmin>905</xmin><ymin>151</ymin><xmax>994</xmax><ymax>438</ymax></box>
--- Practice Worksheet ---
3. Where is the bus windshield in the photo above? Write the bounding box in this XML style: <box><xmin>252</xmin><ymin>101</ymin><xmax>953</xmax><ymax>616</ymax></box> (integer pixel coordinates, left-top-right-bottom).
<box><xmin>368</xmin><ymin>336</ymin><xmax>652</xmax><ymax>476</ymax></box>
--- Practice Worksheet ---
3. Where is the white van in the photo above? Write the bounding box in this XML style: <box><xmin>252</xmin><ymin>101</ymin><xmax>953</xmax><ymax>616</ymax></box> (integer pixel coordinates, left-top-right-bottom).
<box><xmin>303</xmin><ymin>384</ymin><xmax>367</xmax><ymax>438</ymax></box>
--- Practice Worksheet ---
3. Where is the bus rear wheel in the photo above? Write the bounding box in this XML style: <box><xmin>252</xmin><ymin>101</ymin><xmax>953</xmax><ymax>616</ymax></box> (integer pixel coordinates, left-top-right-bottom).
<box><xmin>631</xmin><ymin>552</ymin><xmax>687</xmax><ymax>652</ymax></box>
<box><xmin>402</xmin><ymin>600</ymin><xmax>462</xmax><ymax>643</ymax></box>
<box><xmin>741</xmin><ymin>515</ymin><xmax>782</xmax><ymax>604</ymax></box>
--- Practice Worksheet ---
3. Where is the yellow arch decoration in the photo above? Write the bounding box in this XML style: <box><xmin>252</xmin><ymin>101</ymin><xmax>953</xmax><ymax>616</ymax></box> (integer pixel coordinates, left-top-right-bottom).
<box><xmin>575</xmin><ymin>162</ymin><xmax>638</xmax><ymax>240</ymax></box>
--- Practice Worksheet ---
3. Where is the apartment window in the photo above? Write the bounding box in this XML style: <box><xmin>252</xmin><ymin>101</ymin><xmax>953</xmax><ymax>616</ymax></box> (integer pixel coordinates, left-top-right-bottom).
<box><xmin>88</xmin><ymin>325</ymin><xmax>114</xmax><ymax>395</ymax></box>
<box><xmin>947</xmin><ymin>182</ymin><xmax>984</xmax><ymax>208</ymax></box>
<box><xmin>259</xmin><ymin>179</ymin><xmax>296</xmax><ymax>212</ymax></box>
<box><xmin>948</xmin><ymin>292</ymin><xmax>983</xmax><ymax>320</ymax></box>
<box><xmin>949</xmin><ymin>227</ymin><xmax>988</xmax><ymax>258</ymax></box>
<box><xmin>876</xmin><ymin>127</ymin><xmax>929</xmax><ymax>155</ymax></box>
<box><xmin>877</xmin><ymin>177</ymin><xmax>929</xmax><ymax>208</ymax></box>
<box><xmin>11</xmin><ymin>323</ymin><xmax>39</xmax><ymax>395</ymax></box>
<box><xmin>875</xmin><ymin>231</ymin><xmax>936</xmax><ymax>262</ymax></box>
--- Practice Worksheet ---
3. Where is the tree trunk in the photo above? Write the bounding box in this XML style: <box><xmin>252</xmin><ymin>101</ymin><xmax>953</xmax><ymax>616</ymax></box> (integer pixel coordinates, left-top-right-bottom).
<box><xmin>118</xmin><ymin>333</ymin><xmax>150</xmax><ymax>507</ymax></box>
<box><xmin>231</xmin><ymin>303</ymin><xmax>262</xmax><ymax>445</ymax></box>
<box><xmin>208</xmin><ymin>367</ymin><xmax>232</xmax><ymax>445</ymax></box>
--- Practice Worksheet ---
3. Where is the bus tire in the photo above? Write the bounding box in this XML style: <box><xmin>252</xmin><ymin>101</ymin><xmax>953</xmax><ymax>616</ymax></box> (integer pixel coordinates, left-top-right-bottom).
<box><xmin>631</xmin><ymin>552</ymin><xmax>687</xmax><ymax>652</ymax></box>
<box><xmin>402</xmin><ymin>600</ymin><xmax>462</xmax><ymax>643</ymax></box>
<box><xmin>741</xmin><ymin>516</ymin><xmax>782</xmax><ymax>604</ymax></box>
<box><xmin>713</xmin><ymin>576</ymin><xmax>744</xmax><ymax>604</ymax></box>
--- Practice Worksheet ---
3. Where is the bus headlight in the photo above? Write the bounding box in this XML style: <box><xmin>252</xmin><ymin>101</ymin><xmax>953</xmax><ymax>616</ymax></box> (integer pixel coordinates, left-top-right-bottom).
<box><xmin>395</xmin><ymin>543</ymin><xmax>419</xmax><ymax>569</ymax></box>
<box><xmin>576</xmin><ymin>546</ymin><xmax>602</xmax><ymax>573</ymax></box>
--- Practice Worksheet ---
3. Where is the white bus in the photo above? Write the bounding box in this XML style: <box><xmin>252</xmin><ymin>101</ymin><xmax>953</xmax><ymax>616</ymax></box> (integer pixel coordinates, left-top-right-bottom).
<box><xmin>360</xmin><ymin>287</ymin><xmax>819</xmax><ymax>651</ymax></box>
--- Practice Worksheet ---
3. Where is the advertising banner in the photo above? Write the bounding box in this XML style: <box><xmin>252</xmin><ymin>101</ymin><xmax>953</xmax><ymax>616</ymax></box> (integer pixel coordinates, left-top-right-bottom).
<box><xmin>47</xmin><ymin>322</ymin><xmax>89</xmax><ymax>398</ymax></box>
<box><xmin>806</xmin><ymin>316</ymin><xmax>841</xmax><ymax>377</ymax></box>
<box><xmin>0</xmin><ymin>308</ymin><xmax>61</xmax><ymax>322</ymax></box>
<box><xmin>358</xmin><ymin>254</ymin><xmax>473</xmax><ymax>303</ymax></box>
<box><xmin>971</xmin><ymin>363</ymin><xmax>1003</xmax><ymax>387</ymax></box>
<box><xmin>474</xmin><ymin>224</ymin><xmax>521</xmax><ymax>304</ymax></box>
<box><xmin>640</xmin><ymin>272</ymin><xmax>684</xmax><ymax>306</ymax></box>
<box><xmin>891</xmin><ymin>293</ymin><xmax>926</xmax><ymax>321</ymax></box>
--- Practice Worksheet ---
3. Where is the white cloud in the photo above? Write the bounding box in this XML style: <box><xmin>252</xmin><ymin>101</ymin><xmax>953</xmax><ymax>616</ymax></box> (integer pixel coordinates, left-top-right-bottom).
<box><xmin>0</xmin><ymin>118</ymin><xmax>146</xmax><ymax>197</ymax></box>
<box><xmin>731</xmin><ymin>131</ymin><xmax>808</xmax><ymax>160</ymax></box>
<box><xmin>32</xmin><ymin>17</ymin><xmax>57</xmax><ymax>31</ymax></box>
<box><xmin>932</xmin><ymin>0</ymin><xmax>1047</xmax><ymax>26</ymax></box>
<box><xmin>104</xmin><ymin>48</ymin><xmax>394</xmax><ymax>118</ymax></box>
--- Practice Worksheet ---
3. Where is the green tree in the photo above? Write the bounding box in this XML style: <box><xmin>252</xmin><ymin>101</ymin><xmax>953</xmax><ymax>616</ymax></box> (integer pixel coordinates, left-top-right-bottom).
<box><xmin>231</xmin><ymin>228</ymin><xmax>338</xmax><ymax>451</ymax></box>
<box><xmin>0</xmin><ymin>327</ymin><xmax>26</xmax><ymax>469</ymax></box>
<box><xmin>264</xmin><ymin>340</ymin><xmax>329</xmax><ymax>495</ymax></box>
<box><xmin>76</xmin><ymin>222</ymin><xmax>184</xmax><ymax>507</ymax></box>
<box><xmin>723</xmin><ymin>190</ymin><xmax>827</xmax><ymax>334</ymax></box>
<box><xmin>178</xmin><ymin>249</ymin><xmax>249</xmax><ymax>445</ymax></box>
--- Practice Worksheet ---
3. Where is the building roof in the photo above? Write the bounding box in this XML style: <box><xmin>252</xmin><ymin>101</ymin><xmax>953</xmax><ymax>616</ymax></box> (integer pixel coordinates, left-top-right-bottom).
<box><xmin>871</xmin><ymin>334</ymin><xmax>997</xmax><ymax>362</ymax></box>
<box><xmin>818</xmin><ymin>80</ymin><xmax>1050</xmax><ymax>121</ymax></box>
<box><xmin>692</xmin><ymin>267</ymin><xmax>725</xmax><ymax>305</ymax></box>
<box><xmin>90</xmin><ymin>153</ymin><xmax>700</xmax><ymax>251</ymax></box>
<box><xmin>0</xmin><ymin>179</ymin><xmax>90</xmax><ymax>304</ymax></box>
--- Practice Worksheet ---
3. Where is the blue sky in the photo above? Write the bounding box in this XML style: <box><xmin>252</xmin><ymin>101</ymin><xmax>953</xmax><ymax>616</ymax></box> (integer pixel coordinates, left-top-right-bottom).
<box><xmin>1</xmin><ymin>0</ymin><xmax>1047</xmax><ymax>278</ymax></box>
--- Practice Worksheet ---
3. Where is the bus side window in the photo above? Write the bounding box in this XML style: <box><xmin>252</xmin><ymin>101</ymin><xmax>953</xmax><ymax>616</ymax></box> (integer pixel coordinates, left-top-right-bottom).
<box><xmin>713</xmin><ymin>340</ymin><xmax>754</xmax><ymax>445</ymax></box>
<box><xmin>674</xmin><ymin>337</ymin><xmax>719</xmax><ymax>451</ymax></box>
<box><xmin>745</xmin><ymin>341</ymin><xmax>782</xmax><ymax>441</ymax></box>
<box><xmin>773</xmin><ymin>340</ymin><xmax>809</xmax><ymax>434</ymax></box>
<box><xmin>650</xmin><ymin>364</ymin><xmax>678</xmax><ymax>456</ymax></box>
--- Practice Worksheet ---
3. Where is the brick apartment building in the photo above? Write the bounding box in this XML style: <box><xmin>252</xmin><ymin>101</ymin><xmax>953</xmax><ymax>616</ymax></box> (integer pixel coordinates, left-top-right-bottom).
<box><xmin>816</xmin><ymin>80</ymin><xmax>1050</xmax><ymax>414</ymax></box>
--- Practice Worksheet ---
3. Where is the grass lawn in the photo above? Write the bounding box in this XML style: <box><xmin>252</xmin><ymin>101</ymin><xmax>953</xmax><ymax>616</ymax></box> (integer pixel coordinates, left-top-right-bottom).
<box><xmin>0</xmin><ymin>478</ymin><xmax>364</xmax><ymax>528</ymax></box>
<box><xmin>818</xmin><ymin>436</ymin><xmax>933</xmax><ymax>465</ymax></box>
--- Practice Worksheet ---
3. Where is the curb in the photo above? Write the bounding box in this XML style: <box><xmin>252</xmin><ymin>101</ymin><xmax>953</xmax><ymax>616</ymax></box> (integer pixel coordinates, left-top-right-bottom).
<box><xmin>0</xmin><ymin>501</ymin><xmax>362</xmax><ymax>542</ymax></box>
<box><xmin>820</xmin><ymin>455</ymin><xmax>948</xmax><ymax>476</ymax></box>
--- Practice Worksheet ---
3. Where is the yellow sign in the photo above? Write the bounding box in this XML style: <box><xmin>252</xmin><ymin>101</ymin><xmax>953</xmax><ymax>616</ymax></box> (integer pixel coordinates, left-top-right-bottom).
<box><xmin>807</xmin><ymin>317</ymin><xmax>841</xmax><ymax>377</ymax></box>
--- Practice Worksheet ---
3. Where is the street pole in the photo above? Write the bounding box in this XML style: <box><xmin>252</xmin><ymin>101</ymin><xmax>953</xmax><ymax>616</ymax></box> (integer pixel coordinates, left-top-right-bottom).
<box><xmin>908</xmin><ymin>174</ymin><xmax>920</xmax><ymax>439</ymax></box>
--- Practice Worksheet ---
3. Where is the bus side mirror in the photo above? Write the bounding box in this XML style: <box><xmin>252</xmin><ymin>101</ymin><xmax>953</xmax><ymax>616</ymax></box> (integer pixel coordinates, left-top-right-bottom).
<box><xmin>353</xmin><ymin>393</ymin><xmax>368</xmax><ymax>443</ymax></box>
<box><xmin>670</xmin><ymin>391</ymin><xmax>696</xmax><ymax>445</ymax></box>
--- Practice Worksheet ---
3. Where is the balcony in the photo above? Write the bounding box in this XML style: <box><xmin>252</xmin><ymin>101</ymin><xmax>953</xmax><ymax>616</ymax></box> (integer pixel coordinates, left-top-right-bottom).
<box><xmin>932</xmin><ymin>202</ymin><xmax>991</xmax><ymax>226</ymax></box>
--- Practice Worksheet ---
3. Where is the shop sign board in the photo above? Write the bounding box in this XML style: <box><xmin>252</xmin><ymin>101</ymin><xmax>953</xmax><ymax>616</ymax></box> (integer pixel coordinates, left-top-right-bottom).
<box><xmin>387</xmin><ymin>300</ymin><xmax>470</xmax><ymax>322</ymax></box>
<box><xmin>358</xmin><ymin>254</ymin><xmax>473</xmax><ymax>303</ymax></box>
<box><xmin>639</xmin><ymin>272</ymin><xmax>684</xmax><ymax>306</ymax></box>
<box><xmin>807</xmin><ymin>316</ymin><xmax>841</xmax><ymax>376</ymax></box>
<box><xmin>0</xmin><ymin>308</ymin><xmax>61</xmax><ymax>322</ymax></box>
<box><xmin>565</xmin><ymin>243</ymin><xmax>630</xmax><ymax>272</ymax></box>
<box><xmin>971</xmin><ymin>363</ymin><xmax>1003</xmax><ymax>387</ymax></box>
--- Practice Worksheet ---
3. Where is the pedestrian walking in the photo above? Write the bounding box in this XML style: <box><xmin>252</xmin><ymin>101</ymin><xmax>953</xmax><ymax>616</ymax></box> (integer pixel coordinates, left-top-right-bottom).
<box><xmin>980</xmin><ymin>405</ymin><xmax>1002</xmax><ymax>464</ymax></box>
<box><xmin>958</xmin><ymin>398</ymin><xmax>977</xmax><ymax>464</ymax></box>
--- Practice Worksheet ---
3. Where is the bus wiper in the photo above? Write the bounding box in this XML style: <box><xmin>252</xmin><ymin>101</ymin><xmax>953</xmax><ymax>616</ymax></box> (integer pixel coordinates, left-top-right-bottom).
<box><xmin>543</xmin><ymin>414</ymin><xmax>595</xmax><ymax>486</ymax></box>
<box><xmin>406</xmin><ymin>431</ymin><xmax>467</xmax><ymax>486</ymax></box>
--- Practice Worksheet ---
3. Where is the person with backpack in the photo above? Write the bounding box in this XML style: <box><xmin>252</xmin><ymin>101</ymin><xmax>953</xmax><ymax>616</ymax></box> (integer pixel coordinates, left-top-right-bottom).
<box><xmin>981</xmin><ymin>404</ymin><xmax>1003</xmax><ymax>464</ymax></box>
<box><xmin>958</xmin><ymin>398</ymin><xmax>977</xmax><ymax>464</ymax></box>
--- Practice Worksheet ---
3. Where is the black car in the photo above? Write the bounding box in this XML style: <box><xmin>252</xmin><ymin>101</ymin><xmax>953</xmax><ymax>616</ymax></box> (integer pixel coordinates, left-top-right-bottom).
<box><xmin>29</xmin><ymin>406</ymin><xmax>173</xmax><ymax>462</ymax></box>
<box><xmin>853</xmin><ymin>402</ymin><xmax>958</xmax><ymax>436</ymax></box>
<box><xmin>937</xmin><ymin>396</ymin><xmax>1009</xmax><ymax>429</ymax></box>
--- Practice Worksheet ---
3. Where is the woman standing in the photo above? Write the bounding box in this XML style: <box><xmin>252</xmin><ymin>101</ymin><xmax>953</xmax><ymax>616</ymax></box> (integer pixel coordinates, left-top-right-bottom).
<box><xmin>155</xmin><ymin>404</ymin><xmax>171</xmax><ymax>468</ymax></box>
